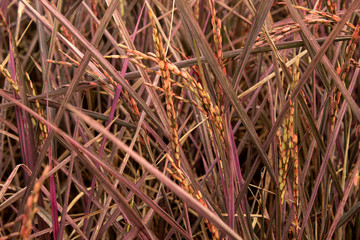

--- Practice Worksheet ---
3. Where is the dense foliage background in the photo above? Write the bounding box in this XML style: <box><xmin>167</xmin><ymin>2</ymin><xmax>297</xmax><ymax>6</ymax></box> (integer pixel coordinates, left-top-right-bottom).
<box><xmin>0</xmin><ymin>0</ymin><xmax>360</xmax><ymax>239</ymax></box>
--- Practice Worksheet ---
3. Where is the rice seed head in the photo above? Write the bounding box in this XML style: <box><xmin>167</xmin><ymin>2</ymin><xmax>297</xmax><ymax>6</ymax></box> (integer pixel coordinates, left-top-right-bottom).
<box><xmin>20</xmin><ymin>166</ymin><xmax>49</xmax><ymax>240</ymax></box>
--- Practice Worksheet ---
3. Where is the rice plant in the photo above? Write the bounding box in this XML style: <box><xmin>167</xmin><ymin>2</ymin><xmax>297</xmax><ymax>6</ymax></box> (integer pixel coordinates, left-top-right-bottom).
<box><xmin>0</xmin><ymin>0</ymin><xmax>360</xmax><ymax>239</ymax></box>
